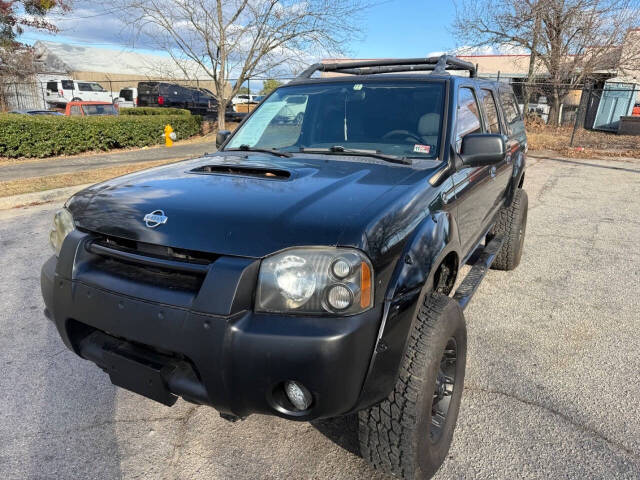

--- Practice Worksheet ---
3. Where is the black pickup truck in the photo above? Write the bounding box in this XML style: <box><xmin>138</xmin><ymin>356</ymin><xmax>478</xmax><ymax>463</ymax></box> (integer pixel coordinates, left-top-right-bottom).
<box><xmin>42</xmin><ymin>56</ymin><xmax>528</xmax><ymax>479</ymax></box>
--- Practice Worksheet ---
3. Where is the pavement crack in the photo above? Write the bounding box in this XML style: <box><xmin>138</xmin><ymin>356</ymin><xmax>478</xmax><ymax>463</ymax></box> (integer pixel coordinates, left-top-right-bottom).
<box><xmin>465</xmin><ymin>385</ymin><xmax>640</xmax><ymax>461</ymax></box>
<box><xmin>165</xmin><ymin>405</ymin><xmax>199</xmax><ymax>476</ymax></box>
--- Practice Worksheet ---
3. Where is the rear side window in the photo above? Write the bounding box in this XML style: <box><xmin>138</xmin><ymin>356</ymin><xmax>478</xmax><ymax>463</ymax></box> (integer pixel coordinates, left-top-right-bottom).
<box><xmin>82</xmin><ymin>104</ymin><xmax>117</xmax><ymax>115</ymax></box>
<box><xmin>69</xmin><ymin>105</ymin><xmax>82</xmax><ymax>116</ymax></box>
<box><xmin>61</xmin><ymin>80</ymin><xmax>74</xmax><ymax>90</ymax></box>
<box><xmin>500</xmin><ymin>90</ymin><xmax>521</xmax><ymax>131</ymax></box>
<box><xmin>46</xmin><ymin>82</ymin><xmax>58</xmax><ymax>92</ymax></box>
<box><xmin>120</xmin><ymin>89</ymin><xmax>133</xmax><ymax>101</ymax></box>
<box><xmin>139</xmin><ymin>83</ymin><xmax>158</xmax><ymax>95</ymax></box>
<box><xmin>481</xmin><ymin>89</ymin><xmax>501</xmax><ymax>134</ymax></box>
<box><xmin>455</xmin><ymin>87</ymin><xmax>482</xmax><ymax>152</ymax></box>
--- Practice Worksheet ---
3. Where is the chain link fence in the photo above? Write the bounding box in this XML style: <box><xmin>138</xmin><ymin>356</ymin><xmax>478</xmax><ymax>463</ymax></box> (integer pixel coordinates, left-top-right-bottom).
<box><xmin>0</xmin><ymin>76</ymin><xmax>296</xmax><ymax>113</ymax></box>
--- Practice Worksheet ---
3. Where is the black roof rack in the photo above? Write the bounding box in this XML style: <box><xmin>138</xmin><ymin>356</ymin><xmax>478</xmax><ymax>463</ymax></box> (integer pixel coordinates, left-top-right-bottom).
<box><xmin>298</xmin><ymin>55</ymin><xmax>477</xmax><ymax>79</ymax></box>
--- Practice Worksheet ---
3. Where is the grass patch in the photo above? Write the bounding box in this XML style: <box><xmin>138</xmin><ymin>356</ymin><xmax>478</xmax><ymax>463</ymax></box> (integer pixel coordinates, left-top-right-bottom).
<box><xmin>0</xmin><ymin>159</ymin><xmax>180</xmax><ymax>197</ymax></box>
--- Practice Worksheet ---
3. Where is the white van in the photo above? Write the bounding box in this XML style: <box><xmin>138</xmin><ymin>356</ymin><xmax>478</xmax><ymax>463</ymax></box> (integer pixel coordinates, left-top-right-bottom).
<box><xmin>45</xmin><ymin>79</ymin><xmax>116</xmax><ymax>106</ymax></box>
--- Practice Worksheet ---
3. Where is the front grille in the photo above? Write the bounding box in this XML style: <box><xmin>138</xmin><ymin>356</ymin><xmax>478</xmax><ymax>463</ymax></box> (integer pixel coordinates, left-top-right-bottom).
<box><xmin>94</xmin><ymin>257</ymin><xmax>204</xmax><ymax>291</ymax></box>
<box><xmin>93</xmin><ymin>234</ymin><xmax>218</xmax><ymax>265</ymax></box>
<box><xmin>87</xmin><ymin>233</ymin><xmax>218</xmax><ymax>292</ymax></box>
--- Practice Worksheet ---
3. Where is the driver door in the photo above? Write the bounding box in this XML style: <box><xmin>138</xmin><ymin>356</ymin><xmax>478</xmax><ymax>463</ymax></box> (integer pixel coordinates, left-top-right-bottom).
<box><xmin>451</xmin><ymin>85</ymin><xmax>496</xmax><ymax>256</ymax></box>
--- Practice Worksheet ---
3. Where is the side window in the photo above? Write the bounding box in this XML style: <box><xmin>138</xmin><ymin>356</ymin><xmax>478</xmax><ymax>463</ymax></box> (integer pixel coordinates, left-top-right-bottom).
<box><xmin>455</xmin><ymin>87</ymin><xmax>482</xmax><ymax>152</ymax></box>
<box><xmin>46</xmin><ymin>81</ymin><xmax>58</xmax><ymax>92</ymax></box>
<box><xmin>78</xmin><ymin>83</ymin><xmax>92</xmax><ymax>92</ymax></box>
<box><xmin>481</xmin><ymin>89</ymin><xmax>501</xmax><ymax>134</ymax></box>
<box><xmin>69</xmin><ymin>106</ymin><xmax>82</xmax><ymax>116</ymax></box>
<box><xmin>500</xmin><ymin>90</ymin><xmax>522</xmax><ymax>132</ymax></box>
<box><xmin>120</xmin><ymin>89</ymin><xmax>133</xmax><ymax>101</ymax></box>
<box><xmin>61</xmin><ymin>80</ymin><xmax>74</xmax><ymax>90</ymax></box>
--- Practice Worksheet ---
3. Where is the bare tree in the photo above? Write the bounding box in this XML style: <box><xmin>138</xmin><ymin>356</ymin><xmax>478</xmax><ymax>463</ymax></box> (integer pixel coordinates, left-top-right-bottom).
<box><xmin>117</xmin><ymin>0</ymin><xmax>365</xmax><ymax>128</ymax></box>
<box><xmin>453</xmin><ymin>0</ymin><xmax>640</xmax><ymax>125</ymax></box>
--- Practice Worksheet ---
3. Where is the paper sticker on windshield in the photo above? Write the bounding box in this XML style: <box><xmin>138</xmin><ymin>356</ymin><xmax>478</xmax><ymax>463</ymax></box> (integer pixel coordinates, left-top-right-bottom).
<box><xmin>353</xmin><ymin>84</ymin><xmax>363</xmax><ymax>90</ymax></box>
<box><xmin>413</xmin><ymin>144</ymin><xmax>431</xmax><ymax>154</ymax></box>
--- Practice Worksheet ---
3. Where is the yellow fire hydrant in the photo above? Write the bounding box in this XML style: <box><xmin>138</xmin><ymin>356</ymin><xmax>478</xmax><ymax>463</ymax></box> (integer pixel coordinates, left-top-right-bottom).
<box><xmin>164</xmin><ymin>124</ymin><xmax>175</xmax><ymax>147</ymax></box>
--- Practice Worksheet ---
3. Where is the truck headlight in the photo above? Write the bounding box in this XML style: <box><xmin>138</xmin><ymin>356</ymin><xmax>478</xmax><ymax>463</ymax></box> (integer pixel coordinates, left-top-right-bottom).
<box><xmin>256</xmin><ymin>248</ymin><xmax>373</xmax><ymax>315</ymax></box>
<box><xmin>49</xmin><ymin>208</ymin><xmax>75</xmax><ymax>256</ymax></box>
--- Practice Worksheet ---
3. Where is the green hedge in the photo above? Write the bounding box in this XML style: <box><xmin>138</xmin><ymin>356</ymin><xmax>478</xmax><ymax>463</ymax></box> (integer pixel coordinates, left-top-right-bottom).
<box><xmin>0</xmin><ymin>114</ymin><xmax>202</xmax><ymax>158</ymax></box>
<box><xmin>119</xmin><ymin>107</ymin><xmax>191</xmax><ymax>116</ymax></box>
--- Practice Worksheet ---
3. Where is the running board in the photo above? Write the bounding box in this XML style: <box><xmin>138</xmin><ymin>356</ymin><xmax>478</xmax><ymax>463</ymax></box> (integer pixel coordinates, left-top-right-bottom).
<box><xmin>452</xmin><ymin>236</ymin><xmax>504</xmax><ymax>310</ymax></box>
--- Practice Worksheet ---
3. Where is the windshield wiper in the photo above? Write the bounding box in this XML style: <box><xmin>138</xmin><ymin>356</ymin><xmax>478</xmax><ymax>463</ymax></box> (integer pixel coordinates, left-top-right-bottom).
<box><xmin>226</xmin><ymin>144</ymin><xmax>292</xmax><ymax>158</ymax></box>
<box><xmin>299</xmin><ymin>146</ymin><xmax>411</xmax><ymax>165</ymax></box>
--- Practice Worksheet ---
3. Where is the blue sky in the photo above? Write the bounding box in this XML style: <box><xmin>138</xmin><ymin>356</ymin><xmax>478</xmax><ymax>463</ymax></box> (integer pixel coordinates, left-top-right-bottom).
<box><xmin>19</xmin><ymin>1</ymin><xmax>459</xmax><ymax>59</ymax></box>
<box><xmin>351</xmin><ymin>1</ymin><xmax>457</xmax><ymax>57</ymax></box>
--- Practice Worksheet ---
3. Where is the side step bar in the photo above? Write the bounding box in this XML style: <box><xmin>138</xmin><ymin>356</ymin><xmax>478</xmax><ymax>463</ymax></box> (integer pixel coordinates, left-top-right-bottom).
<box><xmin>452</xmin><ymin>236</ymin><xmax>504</xmax><ymax>310</ymax></box>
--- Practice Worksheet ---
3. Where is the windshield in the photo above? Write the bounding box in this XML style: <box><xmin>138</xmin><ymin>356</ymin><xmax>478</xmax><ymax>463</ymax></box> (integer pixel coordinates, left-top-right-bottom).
<box><xmin>82</xmin><ymin>104</ymin><xmax>118</xmax><ymax>116</ymax></box>
<box><xmin>226</xmin><ymin>81</ymin><xmax>444</xmax><ymax>158</ymax></box>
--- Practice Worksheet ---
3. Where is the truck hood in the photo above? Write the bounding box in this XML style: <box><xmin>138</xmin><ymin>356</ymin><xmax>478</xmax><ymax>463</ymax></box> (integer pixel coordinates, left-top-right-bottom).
<box><xmin>68</xmin><ymin>153</ymin><xmax>433</xmax><ymax>258</ymax></box>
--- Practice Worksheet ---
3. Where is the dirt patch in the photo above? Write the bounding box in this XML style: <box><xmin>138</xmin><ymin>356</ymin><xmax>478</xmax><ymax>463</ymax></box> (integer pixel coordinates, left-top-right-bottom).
<box><xmin>0</xmin><ymin>159</ymin><xmax>181</xmax><ymax>197</ymax></box>
<box><xmin>526</xmin><ymin>117</ymin><xmax>640</xmax><ymax>158</ymax></box>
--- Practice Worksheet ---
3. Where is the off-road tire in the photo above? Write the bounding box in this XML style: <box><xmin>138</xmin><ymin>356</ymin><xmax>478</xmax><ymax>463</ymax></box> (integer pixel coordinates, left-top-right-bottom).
<box><xmin>71</xmin><ymin>97</ymin><xmax>82</xmax><ymax>101</ymax></box>
<box><xmin>358</xmin><ymin>293</ymin><xmax>467</xmax><ymax>480</ymax></box>
<box><xmin>489</xmin><ymin>188</ymin><xmax>528</xmax><ymax>271</ymax></box>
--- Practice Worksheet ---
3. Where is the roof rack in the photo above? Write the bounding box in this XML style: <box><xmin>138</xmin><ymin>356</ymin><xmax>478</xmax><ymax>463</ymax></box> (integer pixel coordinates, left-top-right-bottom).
<box><xmin>298</xmin><ymin>55</ymin><xmax>477</xmax><ymax>79</ymax></box>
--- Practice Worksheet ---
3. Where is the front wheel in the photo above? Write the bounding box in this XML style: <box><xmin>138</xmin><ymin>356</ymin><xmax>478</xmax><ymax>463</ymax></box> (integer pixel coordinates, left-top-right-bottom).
<box><xmin>358</xmin><ymin>293</ymin><xmax>467</xmax><ymax>479</ymax></box>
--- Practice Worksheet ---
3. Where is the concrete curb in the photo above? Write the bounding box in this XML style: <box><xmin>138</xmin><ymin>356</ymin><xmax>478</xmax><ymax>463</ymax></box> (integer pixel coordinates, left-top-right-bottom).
<box><xmin>0</xmin><ymin>183</ymin><xmax>93</xmax><ymax>210</ymax></box>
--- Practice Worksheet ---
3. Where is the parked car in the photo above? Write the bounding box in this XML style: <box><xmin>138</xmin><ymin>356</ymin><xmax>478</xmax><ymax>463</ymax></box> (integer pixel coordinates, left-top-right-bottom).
<box><xmin>114</xmin><ymin>87</ymin><xmax>138</xmax><ymax>109</ymax></box>
<box><xmin>64</xmin><ymin>101</ymin><xmax>118</xmax><ymax>117</ymax></box>
<box><xmin>137</xmin><ymin>82</ymin><xmax>218</xmax><ymax>115</ymax></box>
<box><xmin>45</xmin><ymin>79</ymin><xmax>116</xmax><ymax>106</ymax></box>
<box><xmin>232</xmin><ymin>93</ymin><xmax>261</xmax><ymax>105</ymax></box>
<box><xmin>9</xmin><ymin>109</ymin><xmax>63</xmax><ymax>116</ymax></box>
<box><xmin>41</xmin><ymin>56</ymin><xmax>528</xmax><ymax>480</ymax></box>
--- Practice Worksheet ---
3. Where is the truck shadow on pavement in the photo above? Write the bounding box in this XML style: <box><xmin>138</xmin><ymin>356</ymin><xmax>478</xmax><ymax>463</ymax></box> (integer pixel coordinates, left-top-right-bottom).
<box><xmin>311</xmin><ymin>414</ymin><xmax>362</xmax><ymax>457</ymax></box>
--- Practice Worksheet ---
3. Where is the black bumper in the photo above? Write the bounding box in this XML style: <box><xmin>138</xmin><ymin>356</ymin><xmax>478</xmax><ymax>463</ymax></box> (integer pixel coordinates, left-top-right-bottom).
<box><xmin>41</xmin><ymin>231</ymin><xmax>382</xmax><ymax>420</ymax></box>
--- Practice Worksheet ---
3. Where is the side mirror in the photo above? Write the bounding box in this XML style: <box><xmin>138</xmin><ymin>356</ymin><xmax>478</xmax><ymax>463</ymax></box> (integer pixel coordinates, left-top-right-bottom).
<box><xmin>216</xmin><ymin>130</ymin><xmax>231</xmax><ymax>148</ymax></box>
<box><xmin>460</xmin><ymin>133</ymin><xmax>506</xmax><ymax>167</ymax></box>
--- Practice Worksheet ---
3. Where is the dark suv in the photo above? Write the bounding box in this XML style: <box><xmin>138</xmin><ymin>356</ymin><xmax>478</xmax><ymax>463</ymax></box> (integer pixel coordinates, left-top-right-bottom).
<box><xmin>137</xmin><ymin>81</ymin><xmax>220</xmax><ymax>115</ymax></box>
<box><xmin>42</xmin><ymin>56</ymin><xmax>527</xmax><ymax>480</ymax></box>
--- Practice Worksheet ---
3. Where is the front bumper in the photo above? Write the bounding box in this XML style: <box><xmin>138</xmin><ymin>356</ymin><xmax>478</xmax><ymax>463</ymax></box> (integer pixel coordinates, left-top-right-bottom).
<box><xmin>41</xmin><ymin>230</ymin><xmax>381</xmax><ymax>420</ymax></box>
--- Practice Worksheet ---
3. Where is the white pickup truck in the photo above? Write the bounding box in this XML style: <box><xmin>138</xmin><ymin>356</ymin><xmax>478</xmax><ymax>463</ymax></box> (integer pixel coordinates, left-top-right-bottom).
<box><xmin>45</xmin><ymin>79</ymin><xmax>117</xmax><ymax>106</ymax></box>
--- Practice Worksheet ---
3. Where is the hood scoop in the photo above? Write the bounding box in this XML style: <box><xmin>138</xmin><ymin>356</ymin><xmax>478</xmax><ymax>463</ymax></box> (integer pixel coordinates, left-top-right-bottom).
<box><xmin>190</xmin><ymin>164</ymin><xmax>290</xmax><ymax>179</ymax></box>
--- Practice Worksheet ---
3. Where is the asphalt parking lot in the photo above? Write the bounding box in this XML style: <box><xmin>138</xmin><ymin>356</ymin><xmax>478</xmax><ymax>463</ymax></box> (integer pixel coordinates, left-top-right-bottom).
<box><xmin>1</xmin><ymin>154</ymin><xmax>639</xmax><ymax>479</ymax></box>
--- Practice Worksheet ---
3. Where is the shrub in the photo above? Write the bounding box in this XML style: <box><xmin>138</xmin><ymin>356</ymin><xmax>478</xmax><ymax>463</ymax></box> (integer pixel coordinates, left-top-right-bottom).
<box><xmin>0</xmin><ymin>113</ymin><xmax>202</xmax><ymax>158</ymax></box>
<box><xmin>119</xmin><ymin>107</ymin><xmax>191</xmax><ymax>116</ymax></box>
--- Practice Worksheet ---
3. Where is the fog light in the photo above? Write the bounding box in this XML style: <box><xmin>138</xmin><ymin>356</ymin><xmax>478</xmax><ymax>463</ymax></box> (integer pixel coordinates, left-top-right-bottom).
<box><xmin>284</xmin><ymin>380</ymin><xmax>312</xmax><ymax>411</ymax></box>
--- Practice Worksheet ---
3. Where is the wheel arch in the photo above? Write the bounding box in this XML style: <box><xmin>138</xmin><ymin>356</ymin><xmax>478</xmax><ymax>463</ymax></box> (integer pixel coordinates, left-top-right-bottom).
<box><xmin>504</xmin><ymin>151</ymin><xmax>526</xmax><ymax>207</ymax></box>
<box><xmin>352</xmin><ymin>211</ymin><xmax>462</xmax><ymax>412</ymax></box>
